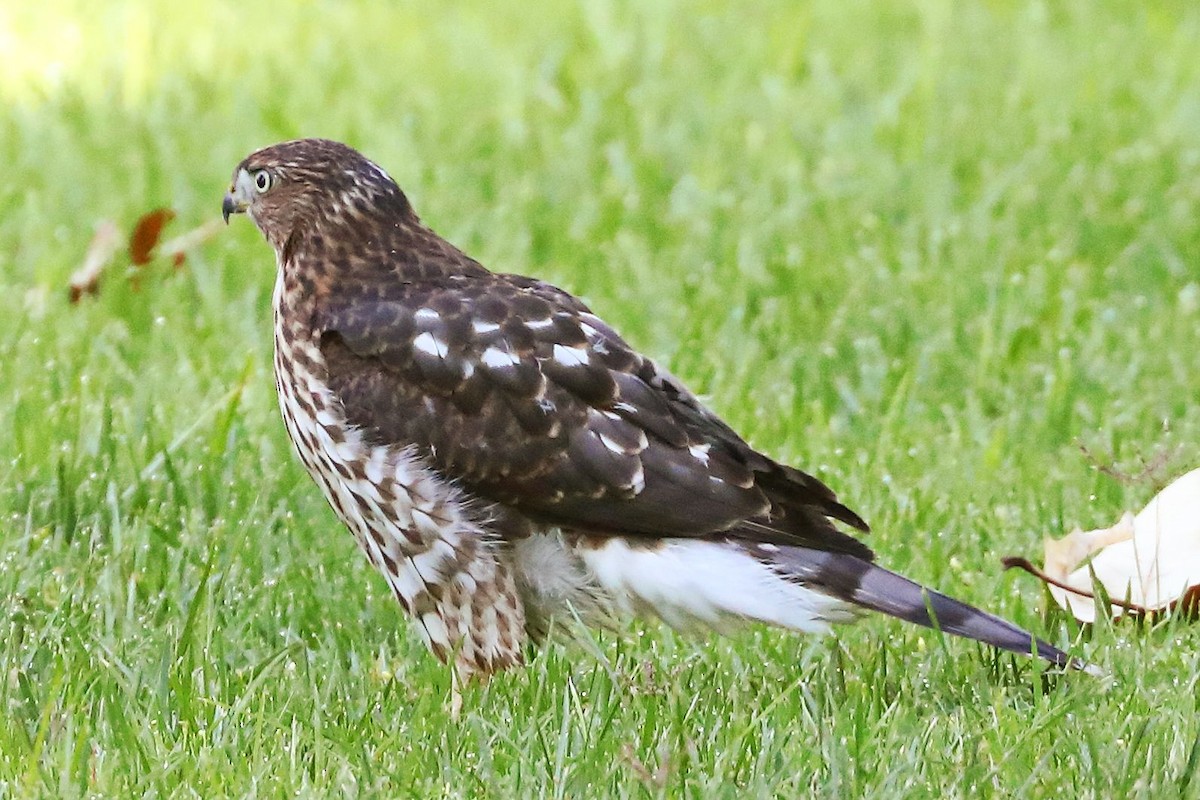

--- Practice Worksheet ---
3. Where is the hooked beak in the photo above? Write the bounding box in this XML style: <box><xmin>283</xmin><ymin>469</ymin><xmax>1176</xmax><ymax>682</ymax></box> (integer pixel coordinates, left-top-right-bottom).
<box><xmin>222</xmin><ymin>168</ymin><xmax>254</xmax><ymax>224</ymax></box>
<box><xmin>221</xmin><ymin>193</ymin><xmax>242</xmax><ymax>224</ymax></box>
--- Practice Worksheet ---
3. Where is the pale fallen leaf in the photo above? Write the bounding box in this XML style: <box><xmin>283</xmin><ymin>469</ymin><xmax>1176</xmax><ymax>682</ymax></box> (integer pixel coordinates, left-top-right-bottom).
<box><xmin>68</xmin><ymin>220</ymin><xmax>120</xmax><ymax>303</ymax></box>
<box><xmin>1007</xmin><ymin>468</ymin><xmax>1200</xmax><ymax>623</ymax></box>
<box><xmin>158</xmin><ymin>218</ymin><xmax>224</xmax><ymax>267</ymax></box>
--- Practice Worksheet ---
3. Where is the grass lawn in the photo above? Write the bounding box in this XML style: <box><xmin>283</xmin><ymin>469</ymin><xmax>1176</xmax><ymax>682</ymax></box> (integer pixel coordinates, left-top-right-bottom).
<box><xmin>2</xmin><ymin>0</ymin><xmax>1199</xmax><ymax>796</ymax></box>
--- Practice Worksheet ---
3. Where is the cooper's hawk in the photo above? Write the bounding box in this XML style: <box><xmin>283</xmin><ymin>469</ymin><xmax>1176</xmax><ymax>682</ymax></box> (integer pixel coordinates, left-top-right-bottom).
<box><xmin>222</xmin><ymin>138</ymin><xmax>1090</xmax><ymax>678</ymax></box>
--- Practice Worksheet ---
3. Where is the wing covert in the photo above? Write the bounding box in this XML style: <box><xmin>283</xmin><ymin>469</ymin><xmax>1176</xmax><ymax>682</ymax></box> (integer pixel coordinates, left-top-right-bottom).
<box><xmin>317</xmin><ymin>273</ymin><xmax>867</xmax><ymax>552</ymax></box>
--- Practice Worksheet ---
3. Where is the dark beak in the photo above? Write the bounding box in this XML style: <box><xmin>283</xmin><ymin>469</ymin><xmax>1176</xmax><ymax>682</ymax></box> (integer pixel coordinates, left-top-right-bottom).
<box><xmin>222</xmin><ymin>193</ymin><xmax>238</xmax><ymax>224</ymax></box>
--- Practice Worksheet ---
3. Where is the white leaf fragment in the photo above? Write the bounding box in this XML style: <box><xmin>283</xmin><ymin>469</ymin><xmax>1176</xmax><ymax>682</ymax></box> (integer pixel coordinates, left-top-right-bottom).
<box><xmin>1043</xmin><ymin>468</ymin><xmax>1200</xmax><ymax>623</ymax></box>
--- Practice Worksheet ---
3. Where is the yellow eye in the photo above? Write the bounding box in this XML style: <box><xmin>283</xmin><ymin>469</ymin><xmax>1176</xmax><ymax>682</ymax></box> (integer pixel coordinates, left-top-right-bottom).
<box><xmin>252</xmin><ymin>169</ymin><xmax>273</xmax><ymax>193</ymax></box>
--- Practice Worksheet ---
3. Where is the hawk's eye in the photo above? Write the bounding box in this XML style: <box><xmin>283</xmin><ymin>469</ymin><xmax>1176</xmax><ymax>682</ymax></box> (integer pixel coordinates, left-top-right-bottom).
<box><xmin>252</xmin><ymin>169</ymin><xmax>273</xmax><ymax>193</ymax></box>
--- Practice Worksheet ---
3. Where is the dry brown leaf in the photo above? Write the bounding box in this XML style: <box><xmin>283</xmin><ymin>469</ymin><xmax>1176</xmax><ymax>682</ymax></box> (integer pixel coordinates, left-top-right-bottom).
<box><xmin>68</xmin><ymin>221</ymin><xmax>120</xmax><ymax>303</ymax></box>
<box><xmin>129</xmin><ymin>208</ymin><xmax>176</xmax><ymax>266</ymax></box>
<box><xmin>1007</xmin><ymin>468</ymin><xmax>1200</xmax><ymax>623</ymax></box>
<box><xmin>70</xmin><ymin>211</ymin><xmax>219</xmax><ymax>303</ymax></box>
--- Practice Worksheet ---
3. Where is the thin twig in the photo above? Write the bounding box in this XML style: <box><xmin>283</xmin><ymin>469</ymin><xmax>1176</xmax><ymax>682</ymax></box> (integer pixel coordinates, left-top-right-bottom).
<box><xmin>1077</xmin><ymin>441</ymin><xmax>1176</xmax><ymax>487</ymax></box>
<box><xmin>1000</xmin><ymin>556</ymin><xmax>1151</xmax><ymax>614</ymax></box>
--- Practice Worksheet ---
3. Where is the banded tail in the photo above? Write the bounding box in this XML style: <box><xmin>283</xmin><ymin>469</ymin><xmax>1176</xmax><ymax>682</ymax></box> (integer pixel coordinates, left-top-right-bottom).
<box><xmin>575</xmin><ymin>536</ymin><xmax>1097</xmax><ymax>674</ymax></box>
<box><xmin>762</xmin><ymin>544</ymin><xmax>1097</xmax><ymax>672</ymax></box>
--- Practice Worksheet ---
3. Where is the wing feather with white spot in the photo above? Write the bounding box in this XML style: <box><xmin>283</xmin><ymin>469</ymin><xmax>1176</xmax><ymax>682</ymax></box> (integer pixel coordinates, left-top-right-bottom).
<box><xmin>317</xmin><ymin>273</ymin><xmax>870</xmax><ymax>555</ymax></box>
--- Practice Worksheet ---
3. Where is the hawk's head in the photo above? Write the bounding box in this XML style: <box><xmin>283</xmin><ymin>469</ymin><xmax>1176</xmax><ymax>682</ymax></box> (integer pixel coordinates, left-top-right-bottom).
<box><xmin>223</xmin><ymin>138</ymin><xmax>413</xmax><ymax>253</ymax></box>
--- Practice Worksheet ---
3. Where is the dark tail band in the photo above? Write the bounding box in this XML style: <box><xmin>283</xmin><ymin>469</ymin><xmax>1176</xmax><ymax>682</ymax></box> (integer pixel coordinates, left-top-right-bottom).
<box><xmin>762</xmin><ymin>544</ymin><xmax>1098</xmax><ymax>674</ymax></box>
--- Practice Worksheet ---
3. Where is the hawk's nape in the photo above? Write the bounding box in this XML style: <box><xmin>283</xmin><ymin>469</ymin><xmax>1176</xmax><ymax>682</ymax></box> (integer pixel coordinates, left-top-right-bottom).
<box><xmin>222</xmin><ymin>137</ymin><xmax>1095</xmax><ymax>678</ymax></box>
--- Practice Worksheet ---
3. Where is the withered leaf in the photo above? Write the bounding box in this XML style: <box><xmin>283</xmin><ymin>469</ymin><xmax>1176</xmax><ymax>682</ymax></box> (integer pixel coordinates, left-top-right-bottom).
<box><xmin>69</xmin><ymin>220</ymin><xmax>120</xmax><ymax>303</ymax></box>
<box><xmin>129</xmin><ymin>208</ymin><xmax>176</xmax><ymax>266</ymax></box>
<box><xmin>159</xmin><ymin>218</ymin><xmax>223</xmax><ymax>268</ymax></box>
<box><xmin>1007</xmin><ymin>468</ymin><xmax>1200</xmax><ymax>623</ymax></box>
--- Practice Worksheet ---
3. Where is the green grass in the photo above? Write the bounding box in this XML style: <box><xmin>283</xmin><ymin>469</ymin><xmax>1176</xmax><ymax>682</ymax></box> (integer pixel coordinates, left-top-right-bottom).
<box><xmin>2</xmin><ymin>0</ymin><xmax>1199</xmax><ymax>796</ymax></box>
